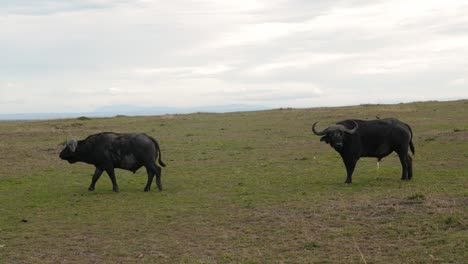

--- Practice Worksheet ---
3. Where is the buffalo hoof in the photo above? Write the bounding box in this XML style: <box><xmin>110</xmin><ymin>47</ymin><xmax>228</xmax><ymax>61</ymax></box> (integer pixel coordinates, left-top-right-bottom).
<box><xmin>88</xmin><ymin>187</ymin><xmax>95</xmax><ymax>191</ymax></box>
<box><xmin>144</xmin><ymin>188</ymin><xmax>150</xmax><ymax>192</ymax></box>
<box><xmin>112</xmin><ymin>188</ymin><xmax>119</xmax><ymax>192</ymax></box>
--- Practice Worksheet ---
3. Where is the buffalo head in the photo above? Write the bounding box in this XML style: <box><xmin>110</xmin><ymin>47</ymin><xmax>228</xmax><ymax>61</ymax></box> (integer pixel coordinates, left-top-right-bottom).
<box><xmin>312</xmin><ymin>121</ymin><xmax>358</xmax><ymax>150</ymax></box>
<box><xmin>59</xmin><ymin>139</ymin><xmax>79</xmax><ymax>163</ymax></box>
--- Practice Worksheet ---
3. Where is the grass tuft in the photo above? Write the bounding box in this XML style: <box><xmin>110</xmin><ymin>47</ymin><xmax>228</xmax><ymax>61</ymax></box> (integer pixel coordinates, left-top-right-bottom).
<box><xmin>424</xmin><ymin>137</ymin><xmax>436</xmax><ymax>142</ymax></box>
<box><xmin>303</xmin><ymin>241</ymin><xmax>320</xmax><ymax>250</ymax></box>
<box><xmin>442</xmin><ymin>215</ymin><xmax>466</xmax><ymax>230</ymax></box>
<box><xmin>407</xmin><ymin>193</ymin><xmax>425</xmax><ymax>201</ymax></box>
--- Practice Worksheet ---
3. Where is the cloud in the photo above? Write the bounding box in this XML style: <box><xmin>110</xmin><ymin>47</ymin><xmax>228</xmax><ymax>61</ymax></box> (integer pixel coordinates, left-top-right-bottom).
<box><xmin>214</xmin><ymin>83</ymin><xmax>323</xmax><ymax>102</ymax></box>
<box><xmin>449</xmin><ymin>78</ymin><xmax>466</xmax><ymax>86</ymax></box>
<box><xmin>1</xmin><ymin>0</ymin><xmax>467</xmax><ymax>114</ymax></box>
<box><xmin>132</xmin><ymin>65</ymin><xmax>235</xmax><ymax>77</ymax></box>
<box><xmin>209</xmin><ymin>21</ymin><xmax>305</xmax><ymax>48</ymax></box>
<box><xmin>351</xmin><ymin>34</ymin><xmax>468</xmax><ymax>75</ymax></box>
<box><xmin>0</xmin><ymin>0</ymin><xmax>131</xmax><ymax>15</ymax></box>
<box><xmin>206</xmin><ymin>0</ymin><xmax>468</xmax><ymax>49</ymax></box>
<box><xmin>247</xmin><ymin>53</ymin><xmax>358</xmax><ymax>75</ymax></box>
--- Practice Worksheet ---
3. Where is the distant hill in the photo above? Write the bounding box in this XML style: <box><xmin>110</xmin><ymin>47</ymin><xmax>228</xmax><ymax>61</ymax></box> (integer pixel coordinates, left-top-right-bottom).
<box><xmin>0</xmin><ymin>104</ymin><xmax>268</xmax><ymax>121</ymax></box>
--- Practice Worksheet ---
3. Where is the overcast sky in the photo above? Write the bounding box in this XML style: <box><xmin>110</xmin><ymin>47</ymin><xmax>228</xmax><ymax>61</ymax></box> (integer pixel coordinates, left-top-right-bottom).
<box><xmin>1</xmin><ymin>0</ymin><xmax>467</xmax><ymax>114</ymax></box>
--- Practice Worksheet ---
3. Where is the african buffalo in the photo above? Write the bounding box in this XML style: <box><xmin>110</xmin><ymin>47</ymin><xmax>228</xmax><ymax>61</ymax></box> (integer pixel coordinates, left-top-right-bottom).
<box><xmin>59</xmin><ymin>132</ymin><xmax>166</xmax><ymax>192</ymax></box>
<box><xmin>312</xmin><ymin>118</ymin><xmax>415</xmax><ymax>184</ymax></box>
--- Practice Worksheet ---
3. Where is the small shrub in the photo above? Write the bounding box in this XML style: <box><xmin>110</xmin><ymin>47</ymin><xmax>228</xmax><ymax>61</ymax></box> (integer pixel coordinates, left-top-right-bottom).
<box><xmin>425</xmin><ymin>137</ymin><xmax>436</xmax><ymax>142</ymax></box>
<box><xmin>442</xmin><ymin>215</ymin><xmax>465</xmax><ymax>230</ymax></box>
<box><xmin>453</xmin><ymin>128</ymin><xmax>466</xmax><ymax>132</ymax></box>
<box><xmin>444</xmin><ymin>216</ymin><xmax>456</xmax><ymax>226</ymax></box>
<box><xmin>242</xmin><ymin>200</ymin><xmax>253</xmax><ymax>209</ymax></box>
<box><xmin>76</xmin><ymin>116</ymin><xmax>91</xmax><ymax>121</ymax></box>
<box><xmin>303</xmin><ymin>241</ymin><xmax>320</xmax><ymax>250</ymax></box>
<box><xmin>408</xmin><ymin>193</ymin><xmax>425</xmax><ymax>201</ymax></box>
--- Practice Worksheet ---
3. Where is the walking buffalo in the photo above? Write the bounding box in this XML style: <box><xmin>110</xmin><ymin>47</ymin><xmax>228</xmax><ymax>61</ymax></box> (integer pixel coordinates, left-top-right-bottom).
<box><xmin>59</xmin><ymin>132</ymin><xmax>166</xmax><ymax>192</ymax></box>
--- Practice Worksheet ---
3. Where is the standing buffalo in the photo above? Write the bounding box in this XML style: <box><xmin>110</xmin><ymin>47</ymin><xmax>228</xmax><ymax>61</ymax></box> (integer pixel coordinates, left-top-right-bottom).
<box><xmin>312</xmin><ymin>118</ymin><xmax>415</xmax><ymax>184</ymax></box>
<box><xmin>59</xmin><ymin>132</ymin><xmax>166</xmax><ymax>192</ymax></box>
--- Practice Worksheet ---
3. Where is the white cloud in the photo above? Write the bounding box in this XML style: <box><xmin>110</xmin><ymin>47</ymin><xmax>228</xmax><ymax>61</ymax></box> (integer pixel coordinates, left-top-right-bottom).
<box><xmin>207</xmin><ymin>0</ymin><xmax>468</xmax><ymax>49</ymax></box>
<box><xmin>449</xmin><ymin>78</ymin><xmax>466</xmax><ymax>86</ymax></box>
<box><xmin>1</xmin><ymin>0</ymin><xmax>467</xmax><ymax>114</ymax></box>
<box><xmin>352</xmin><ymin>34</ymin><xmax>468</xmax><ymax>75</ymax></box>
<box><xmin>132</xmin><ymin>64</ymin><xmax>234</xmax><ymax>77</ymax></box>
<box><xmin>210</xmin><ymin>21</ymin><xmax>304</xmax><ymax>48</ymax></box>
<box><xmin>248</xmin><ymin>53</ymin><xmax>358</xmax><ymax>75</ymax></box>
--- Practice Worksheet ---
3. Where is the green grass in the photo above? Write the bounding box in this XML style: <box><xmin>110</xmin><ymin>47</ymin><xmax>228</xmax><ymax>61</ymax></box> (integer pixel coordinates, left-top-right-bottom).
<box><xmin>1</xmin><ymin>100</ymin><xmax>467</xmax><ymax>263</ymax></box>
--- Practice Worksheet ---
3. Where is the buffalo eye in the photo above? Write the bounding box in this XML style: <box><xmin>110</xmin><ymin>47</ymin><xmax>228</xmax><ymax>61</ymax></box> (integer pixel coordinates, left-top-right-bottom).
<box><xmin>333</xmin><ymin>131</ymin><xmax>343</xmax><ymax>139</ymax></box>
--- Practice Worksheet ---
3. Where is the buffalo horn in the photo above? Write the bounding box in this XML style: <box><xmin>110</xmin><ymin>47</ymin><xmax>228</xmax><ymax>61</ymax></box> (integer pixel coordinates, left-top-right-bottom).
<box><xmin>312</xmin><ymin>122</ymin><xmax>328</xmax><ymax>135</ymax></box>
<box><xmin>342</xmin><ymin>121</ymin><xmax>358</xmax><ymax>134</ymax></box>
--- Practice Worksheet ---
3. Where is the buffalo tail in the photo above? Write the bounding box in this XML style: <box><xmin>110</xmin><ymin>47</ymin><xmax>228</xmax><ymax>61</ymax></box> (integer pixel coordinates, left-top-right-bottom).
<box><xmin>157</xmin><ymin>148</ymin><xmax>166</xmax><ymax>167</ymax></box>
<box><xmin>407</xmin><ymin>124</ymin><xmax>415</xmax><ymax>155</ymax></box>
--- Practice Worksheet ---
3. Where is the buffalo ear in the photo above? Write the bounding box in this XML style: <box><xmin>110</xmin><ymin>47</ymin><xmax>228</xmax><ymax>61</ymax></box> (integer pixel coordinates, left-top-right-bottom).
<box><xmin>66</xmin><ymin>139</ymin><xmax>78</xmax><ymax>152</ymax></box>
<box><xmin>320</xmin><ymin>135</ymin><xmax>330</xmax><ymax>143</ymax></box>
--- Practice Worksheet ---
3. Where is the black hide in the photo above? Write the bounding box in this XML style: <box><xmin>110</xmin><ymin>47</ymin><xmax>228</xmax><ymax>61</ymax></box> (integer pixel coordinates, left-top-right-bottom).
<box><xmin>59</xmin><ymin>132</ymin><xmax>166</xmax><ymax>192</ymax></box>
<box><xmin>313</xmin><ymin>118</ymin><xmax>415</xmax><ymax>184</ymax></box>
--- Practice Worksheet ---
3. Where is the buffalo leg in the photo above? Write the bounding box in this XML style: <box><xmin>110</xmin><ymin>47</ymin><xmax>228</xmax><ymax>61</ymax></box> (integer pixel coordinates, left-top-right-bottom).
<box><xmin>144</xmin><ymin>166</ymin><xmax>154</xmax><ymax>192</ymax></box>
<box><xmin>407</xmin><ymin>155</ymin><xmax>413</xmax><ymax>180</ymax></box>
<box><xmin>154</xmin><ymin>165</ymin><xmax>163</xmax><ymax>191</ymax></box>
<box><xmin>89</xmin><ymin>167</ymin><xmax>103</xmax><ymax>191</ymax></box>
<box><xmin>105</xmin><ymin>167</ymin><xmax>119</xmax><ymax>192</ymax></box>
<box><xmin>375</xmin><ymin>158</ymin><xmax>382</xmax><ymax>179</ymax></box>
<box><xmin>343</xmin><ymin>158</ymin><xmax>358</xmax><ymax>184</ymax></box>
<box><xmin>398</xmin><ymin>153</ymin><xmax>409</xmax><ymax>180</ymax></box>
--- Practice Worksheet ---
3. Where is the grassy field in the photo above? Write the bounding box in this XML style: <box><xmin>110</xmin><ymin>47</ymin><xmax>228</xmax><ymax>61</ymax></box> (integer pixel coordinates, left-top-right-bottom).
<box><xmin>0</xmin><ymin>100</ymin><xmax>467</xmax><ymax>263</ymax></box>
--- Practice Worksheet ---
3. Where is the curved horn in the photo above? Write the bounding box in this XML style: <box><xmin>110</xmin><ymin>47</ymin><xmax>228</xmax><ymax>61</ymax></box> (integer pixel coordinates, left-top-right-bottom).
<box><xmin>66</xmin><ymin>139</ymin><xmax>78</xmax><ymax>152</ymax></box>
<box><xmin>342</xmin><ymin>121</ymin><xmax>358</xmax><ymax>134</ymax></box>
<box><xmin>312</xmin><ymin>122</ymin><xmax>328</xmax><ymax>135</ymax></box>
